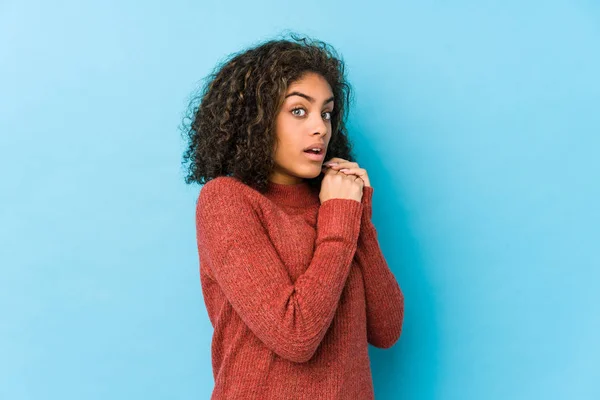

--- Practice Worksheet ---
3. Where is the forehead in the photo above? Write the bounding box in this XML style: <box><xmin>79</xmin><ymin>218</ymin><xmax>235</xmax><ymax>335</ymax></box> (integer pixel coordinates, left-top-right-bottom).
<box><xmin>286</xmin><ymin>72</ymin><xmax>333</xmax><ymax>97</ymax></box>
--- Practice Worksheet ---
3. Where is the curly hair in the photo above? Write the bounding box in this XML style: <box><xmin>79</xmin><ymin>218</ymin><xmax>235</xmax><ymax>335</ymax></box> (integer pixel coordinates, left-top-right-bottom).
<box><xmin>180</xmin><ymin>32</ymin><xmax>357</xmax><ymax>194</ymax></box>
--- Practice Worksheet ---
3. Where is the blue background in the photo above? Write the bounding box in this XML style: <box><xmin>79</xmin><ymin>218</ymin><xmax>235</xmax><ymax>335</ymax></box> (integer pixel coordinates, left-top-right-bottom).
<box><xmin>2</xmin><ymin>1</ymin><xmax>599</xmax><ymax>399</ymax></box>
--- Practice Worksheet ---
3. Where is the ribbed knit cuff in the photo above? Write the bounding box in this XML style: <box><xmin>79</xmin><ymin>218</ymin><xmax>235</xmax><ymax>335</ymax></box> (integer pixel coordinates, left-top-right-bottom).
<box><xmin>361</xmin><ymin>186</ymin><xmax>374</xmax><ymax>221</ymax></box>
<box><xmin>316</xmin><ymin>198</ymin><xmax>363</xmax><ymax>245</ymax></box>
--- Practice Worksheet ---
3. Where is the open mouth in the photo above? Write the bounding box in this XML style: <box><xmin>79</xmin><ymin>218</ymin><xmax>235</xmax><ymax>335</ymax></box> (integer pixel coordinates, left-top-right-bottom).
<box><xmin>304</xmin><ymin>148</ymin><xmax>323</xmax><ymax>155</ymax></box>
<box><xmin>303</xmin><ymin>148</ymin><xmax>325</xmax><ymax>161</ymax></box>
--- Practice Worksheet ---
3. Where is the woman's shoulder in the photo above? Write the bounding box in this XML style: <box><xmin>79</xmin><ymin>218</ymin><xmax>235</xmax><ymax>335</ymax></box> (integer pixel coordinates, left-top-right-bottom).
<box><xmin>196</xmin><ymin>176</ymin><xmax>270</xmax><ymax>230</ymax></box>
<box><xmin>197</xmin><ymin>176</ymin><xmax>260</xmax><ymax>207</ymax></box>
<box><xmin>201</xmin><ymin>175</ymin><xmax>239</xmax><ymax>192</ymax></box>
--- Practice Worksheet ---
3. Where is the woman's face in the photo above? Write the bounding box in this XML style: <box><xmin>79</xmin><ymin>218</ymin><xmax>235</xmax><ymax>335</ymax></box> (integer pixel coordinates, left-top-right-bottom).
<box><xmin>270</xmin><ymin>72</ymin><xmax>334</xmax><ymax>185</ymax></box>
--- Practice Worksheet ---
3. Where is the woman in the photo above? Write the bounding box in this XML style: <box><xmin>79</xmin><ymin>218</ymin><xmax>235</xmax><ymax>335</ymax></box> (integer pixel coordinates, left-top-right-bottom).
<box><xmin>182</xmin><ymin>33</ymin><xmax>404</xmax><ymax>399</ymax></box>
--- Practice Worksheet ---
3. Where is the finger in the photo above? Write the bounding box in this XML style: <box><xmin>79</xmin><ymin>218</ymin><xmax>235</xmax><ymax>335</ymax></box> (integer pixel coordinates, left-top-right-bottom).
<box><xmin>326</xmin><ymin>161</ymin><xmax>359</xmax><ymax>169</ymax></box>
<box><xmin>338</xmin><ymin>168</ymin><xmax>365</xmax><ymax>176</ymax></box>
<box><xmin>323</xmin><ymin>157</ymin><xmax>349</xmax><ymax>165</ymax></box>
<box><xmin>321</xmin><ymin>166</ymin><xmax>342</xmax><ymax>175</ymax></box>
<box><xmin>338</xmin><ymin>168</ymin><xmax>370</xmax><ymax>184</ymax></box>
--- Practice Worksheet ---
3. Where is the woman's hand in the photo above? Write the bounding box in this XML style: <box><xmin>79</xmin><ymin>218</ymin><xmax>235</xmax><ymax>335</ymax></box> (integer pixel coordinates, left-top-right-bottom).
<box><xmin>322</xmin><ymin>157</ymin><xmax>371</xmax><ymax>188</ymax></box>
<box><xmin>319</xmin><ymin>159</ymin><xmax>364</xmax><ymax>204</ymax></box>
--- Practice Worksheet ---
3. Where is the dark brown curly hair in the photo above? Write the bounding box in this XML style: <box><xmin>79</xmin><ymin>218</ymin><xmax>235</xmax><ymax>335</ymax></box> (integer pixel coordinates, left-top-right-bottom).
<box><xmin>180</xmin><ymin>32</ymin><xmax>357</xmax><ymax>194</ymax></box>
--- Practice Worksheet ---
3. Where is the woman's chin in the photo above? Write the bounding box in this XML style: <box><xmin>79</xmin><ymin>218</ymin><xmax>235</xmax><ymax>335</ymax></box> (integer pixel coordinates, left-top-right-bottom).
<box><xmin>302</xmin><ymin>167</ymin><xmax>324</xmax><ymax>179</ymax></box>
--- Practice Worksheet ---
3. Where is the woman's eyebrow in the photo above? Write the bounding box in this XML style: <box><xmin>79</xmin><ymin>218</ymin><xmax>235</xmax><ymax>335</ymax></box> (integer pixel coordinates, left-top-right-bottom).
<box><xmin>285</xmin><ymin>91</ymin><xmax>334</xmax><ymax>105</ymax></box>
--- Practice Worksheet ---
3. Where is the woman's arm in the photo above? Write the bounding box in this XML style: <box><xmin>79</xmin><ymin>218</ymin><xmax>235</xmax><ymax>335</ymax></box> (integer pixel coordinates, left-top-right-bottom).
<box><xmin>195</xmin><ymin>179</ymin><xmax>363</xmax><ymax>363</ymax></box>
<box><xmin>355</xmin><ymin>186</ymin><xmax>405</xmax><ymax>349</ymax></box>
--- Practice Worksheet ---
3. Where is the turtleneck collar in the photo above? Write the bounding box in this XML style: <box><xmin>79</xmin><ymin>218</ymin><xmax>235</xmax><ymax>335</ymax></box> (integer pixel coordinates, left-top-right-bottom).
<box><xmin>265</xmin><ymin>179</ymin><xmax>320</xmax><ymax>208</ymax></box>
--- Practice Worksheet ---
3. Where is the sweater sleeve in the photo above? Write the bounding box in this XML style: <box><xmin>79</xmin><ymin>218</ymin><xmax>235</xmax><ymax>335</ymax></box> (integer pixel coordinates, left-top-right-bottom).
<box><xmin>195</xmin><ymin>179</ymin><xmax>364</xmax><ymax>363</ymax></box>
<box><xmin>355</xmin><ymin>186</ymin><xmax>405</xmax><ymax>349</ymax></box>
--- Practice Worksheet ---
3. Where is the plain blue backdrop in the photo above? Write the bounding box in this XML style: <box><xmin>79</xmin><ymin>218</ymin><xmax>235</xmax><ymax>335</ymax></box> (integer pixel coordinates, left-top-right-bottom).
<box><xmin>1</xmin><ymin>1</ymin><xmax>599</xmax><ymax>399</ymax></box>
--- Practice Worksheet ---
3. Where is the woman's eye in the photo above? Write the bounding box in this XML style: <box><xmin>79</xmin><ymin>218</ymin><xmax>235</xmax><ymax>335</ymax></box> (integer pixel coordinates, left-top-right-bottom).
<box><xmin>291</xmin><ymin>108</ymin><xmax>332</xmax><ymax>120</ymax></box>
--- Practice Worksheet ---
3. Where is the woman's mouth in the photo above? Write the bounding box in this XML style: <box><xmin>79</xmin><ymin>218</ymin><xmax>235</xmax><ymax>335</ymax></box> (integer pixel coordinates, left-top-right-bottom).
<box><xmin>303</xmin><ymin>148</ymin><xmax>325</xmax><ymax>161</ymax></box>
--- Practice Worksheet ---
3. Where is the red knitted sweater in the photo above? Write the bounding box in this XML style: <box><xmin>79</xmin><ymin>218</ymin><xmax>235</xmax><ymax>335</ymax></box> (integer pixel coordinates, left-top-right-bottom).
<box><xmin>195</xmin><ymin>176</ymin><xmax>404</xmax><ymax>399</ymax></box>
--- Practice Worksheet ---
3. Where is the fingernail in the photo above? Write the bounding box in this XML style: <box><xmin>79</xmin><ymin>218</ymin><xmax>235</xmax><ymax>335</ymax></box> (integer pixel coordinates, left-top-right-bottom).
<box><xmin>325</xmin><ymin>162</ymin><xmax>338</xmax><ymax>166</ymax></box>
